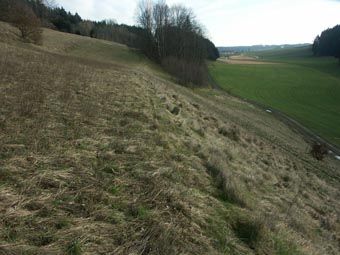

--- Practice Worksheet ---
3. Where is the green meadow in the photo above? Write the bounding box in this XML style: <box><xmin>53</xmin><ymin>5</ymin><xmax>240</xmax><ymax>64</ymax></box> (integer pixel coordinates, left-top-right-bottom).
<box><xmin>209</xmin><ymin>47</ymin><xmax>340</xmax><ymax>146</ymax></box>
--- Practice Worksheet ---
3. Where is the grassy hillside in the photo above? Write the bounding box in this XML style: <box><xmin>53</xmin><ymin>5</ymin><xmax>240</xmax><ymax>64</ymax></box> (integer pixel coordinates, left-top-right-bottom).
<box><xmin>209</xmin><ymin>47</ymin><xmax>340</xmax><ymax>147</ymax></box>
<box><xmin>0</xmin><ymin>21</ymin><xmax>339</xmax><ymax>255</ymax></box>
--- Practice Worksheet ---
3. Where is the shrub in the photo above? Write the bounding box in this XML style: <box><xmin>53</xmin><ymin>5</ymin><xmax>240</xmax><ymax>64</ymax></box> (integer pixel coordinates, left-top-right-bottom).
<box><xmin>311</xmin><ymin>142</ymin><xmax>328</xmax><ymax>161</ymax></box>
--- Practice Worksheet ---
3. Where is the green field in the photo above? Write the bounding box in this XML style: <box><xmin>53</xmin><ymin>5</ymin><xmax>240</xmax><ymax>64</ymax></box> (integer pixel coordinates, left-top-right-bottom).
<box><xmin>209</xmin><ymin>46</ymin><xmax>340</xmax><ymax>146</ymax></box>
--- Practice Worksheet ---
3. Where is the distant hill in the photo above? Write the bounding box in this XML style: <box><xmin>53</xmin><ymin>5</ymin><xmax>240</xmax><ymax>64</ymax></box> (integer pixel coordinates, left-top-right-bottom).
<box><xmin>218</xmin><ymin>44</ymin><xmax>310</xmax><ymax>54</ymax></box>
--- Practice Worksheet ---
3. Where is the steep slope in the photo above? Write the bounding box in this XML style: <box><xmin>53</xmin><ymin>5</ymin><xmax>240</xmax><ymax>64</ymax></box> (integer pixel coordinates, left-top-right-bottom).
<box><xmin>0</xmin><ymin>22</ymin><xmax>339</xmax><ymax>255</ymax></box>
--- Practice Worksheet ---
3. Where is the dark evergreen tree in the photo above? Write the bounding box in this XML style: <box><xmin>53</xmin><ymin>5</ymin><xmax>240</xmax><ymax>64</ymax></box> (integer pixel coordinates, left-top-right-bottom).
<box><xmin>313</xmin><ymin>25</ymin><xmax>340</xmax><ymax>63</ymax></box>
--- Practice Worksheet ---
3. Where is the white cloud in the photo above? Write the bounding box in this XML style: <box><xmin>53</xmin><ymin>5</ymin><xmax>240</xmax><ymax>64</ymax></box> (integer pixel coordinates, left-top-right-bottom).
<box><xmin>54</xmin><ymin>0</ymin><xmax>340</xmax><ymax>46</ymax></box>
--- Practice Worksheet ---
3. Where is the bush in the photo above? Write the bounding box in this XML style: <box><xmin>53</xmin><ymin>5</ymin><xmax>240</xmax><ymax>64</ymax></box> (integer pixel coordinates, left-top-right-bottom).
<box><xmin>311</xmin><ymin>142</ymin><xmax>328</xmax><ymax>161</ymax></box>
<box><xmin>218</xmin><ymin>125</ymin><xmax>241</xmax><ymax>142</ymax></box>
<box><xmin>10</xmin><ymin>2</ymin><xmax>42</xmax><ymax>44</ymax></box>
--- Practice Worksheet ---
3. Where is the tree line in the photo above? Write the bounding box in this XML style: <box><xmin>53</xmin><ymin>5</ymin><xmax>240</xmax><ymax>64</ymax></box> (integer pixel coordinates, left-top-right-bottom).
<box><xmin>0</xmin><ymin>0</ymin><xmax>219</xmax><ymax>85</ymax></box>
<box><xmin>0</xmin><ymin>0</ymin><xmax>144</xmax><ymax>47</ymax></box>
<box><xmin>313</xmin><ymin>25</ymin><xmax>340</xmax><ymax>62</ymax></box>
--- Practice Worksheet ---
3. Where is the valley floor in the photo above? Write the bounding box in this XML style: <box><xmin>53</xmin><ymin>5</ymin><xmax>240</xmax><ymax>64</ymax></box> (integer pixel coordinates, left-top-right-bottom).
<box><xmin>210</xmin><ymin>48</ymin><xmax>340</xmax><ymax>148</ymax></box>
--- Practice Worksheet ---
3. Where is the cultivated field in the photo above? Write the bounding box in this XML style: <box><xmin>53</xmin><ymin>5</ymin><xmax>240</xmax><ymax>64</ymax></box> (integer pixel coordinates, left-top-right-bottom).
<box><xmin>209</xmin><ymin>47</ymin><xmax>340</xmax><ymax>147</ymax></box>
<box><xmin>219</xmin><ymin>55</ymin><xmax>275</xmax><ymax>65</ymax></box>
<box><xmin>0</xmin><ymin>22</ymin><xmax>339</xmax><ymax>254</ymax></box>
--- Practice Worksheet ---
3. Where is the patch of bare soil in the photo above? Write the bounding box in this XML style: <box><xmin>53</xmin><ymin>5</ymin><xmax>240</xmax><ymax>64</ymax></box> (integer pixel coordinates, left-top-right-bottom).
<box><xmin>219</xmin><ymin>55</ymin><xmax>277</xmax><ymax>65</ymax></box>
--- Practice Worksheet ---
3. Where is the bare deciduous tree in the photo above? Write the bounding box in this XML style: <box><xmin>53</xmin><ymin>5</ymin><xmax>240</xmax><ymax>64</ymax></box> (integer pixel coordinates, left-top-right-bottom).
<box><xmin>11</xmin><ymin>2</ymin><xmax>43</xmax><ymax>44</ymax></box>
<box><xmin>153</xmin><ymin>0</ymin><xmax>169</xmax><ymax>59</ymax></box>
<box><xmin>136</xmin><ymin>0</ymin><xmax>212</xmax><ymax>86</ymax></box>
<box><xmin>137</xmin><ymin>0</ymin><xmax>154</xmax><ymax>33</ymax></box>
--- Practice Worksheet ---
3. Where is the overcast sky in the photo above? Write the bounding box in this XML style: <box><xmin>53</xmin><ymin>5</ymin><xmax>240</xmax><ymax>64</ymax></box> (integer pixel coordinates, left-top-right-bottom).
<box><xmin>54</xmin><ymin>0</ymin><xmax>340</xmax><ymax>46</ymax></box>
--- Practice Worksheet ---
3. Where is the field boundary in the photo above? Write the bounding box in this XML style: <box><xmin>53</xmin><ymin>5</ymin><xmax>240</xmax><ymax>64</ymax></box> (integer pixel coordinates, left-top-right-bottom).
<box><xmin>208</xmin><ymin>74</ymin><xmax>340</xmax><ymax>157</ymax></box>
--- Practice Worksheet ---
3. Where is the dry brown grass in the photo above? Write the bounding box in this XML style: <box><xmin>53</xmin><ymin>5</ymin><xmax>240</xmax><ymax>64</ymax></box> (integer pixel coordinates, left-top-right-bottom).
<box><xmin>0</xmin><ymin>21</ymin><xmax>339</xmax><ymax>255</ymax></box>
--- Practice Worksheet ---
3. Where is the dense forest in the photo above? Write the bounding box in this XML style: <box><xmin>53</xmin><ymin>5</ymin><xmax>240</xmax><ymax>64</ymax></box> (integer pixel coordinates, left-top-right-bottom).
<box><xmin>0</xmin><ymin>0</ymin><xmax>219</xmax><ymax>85</ymax></box>
<box><xmin>313</xmin><ymin>25</ymin><xmax>340</xmax><ymax>62</ymax></box>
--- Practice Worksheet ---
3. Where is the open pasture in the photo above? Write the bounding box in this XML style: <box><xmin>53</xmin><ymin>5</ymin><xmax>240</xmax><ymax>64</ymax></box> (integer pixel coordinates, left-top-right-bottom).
<box><xmin>210</xmin><ymin>47</ymin><xmax>340</xmax><ymax>146</ymax></box>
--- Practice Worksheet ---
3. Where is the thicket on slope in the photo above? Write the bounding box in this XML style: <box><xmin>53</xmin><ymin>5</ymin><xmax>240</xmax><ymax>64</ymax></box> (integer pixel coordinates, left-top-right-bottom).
<box><xmin>162</xmin><ymin>56</ymin><xmax>208</xmax><ymax>86</ymax></box>
<box><xmin>10</xmin><ymin>1</ymin><xmax>43</xmax><ymax>44</ymax></box>
<box><xmin>137</xmin><ymin>0</ymin><xmax>218</xmax><ymax>86</ymax></box>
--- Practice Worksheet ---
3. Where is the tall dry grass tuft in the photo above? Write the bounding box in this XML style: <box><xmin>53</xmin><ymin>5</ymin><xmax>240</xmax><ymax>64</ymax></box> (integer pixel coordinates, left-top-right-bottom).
<box><xmin>231</xmin><ymin>215</ymin><xmax>266</xmax><ymax>250</ymax></box>
<box><xmin>204</xmin><ymin>148</ymin><xmax>247</xmax><ymax>207</ymax></box>
<box><xmin>15</xmin><ymin>79</ymin><xmax>46</xmax><ymax>117</ymax></box>
<box><xmin>218</xmin><ymin>125</ymin><xmax>241</xmax><ymax>142</ymax></box>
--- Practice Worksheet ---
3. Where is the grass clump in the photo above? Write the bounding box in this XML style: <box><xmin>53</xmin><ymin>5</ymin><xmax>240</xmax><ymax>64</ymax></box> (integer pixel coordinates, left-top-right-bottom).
<box><xmin>231</xmin><ymin>215</ymin><xmax>265</xmax><ymax>250</ymax></box>
<box><xmin>127</xmin><ymin>204</ymin><xmax>151</xmax><ymax>220</ymax></box>
<box><xmin>204</xmin><ymin>149</ymin><xmax>247</xmax><ymax>207</ymax></box>
<box><xmin>67</xmin><ymin>240</ymin><xmax>82</xmax><ymax>255</ymax></box>
<box><xmin>218</xmin><ymin>125</ymin><xmax>241</xmax><ymax>142</ymax></box>
<box><xmin>29</xmin><ymin>233</ymin><xmax>54</xmax><ymax>247</ymax></box>
<box><xmin>273</xmin><ymin>237</ymin><xmax>303</xmax><ymax>255</ymax></box>
<box><xmin>203</xmin><ymin>209</ymin><xmax>238</xmax><ymax>254</ymax></box>
<box><xmin>219</xmin><ymin>171</ymin><xmax>247</xmax><ymax>207</ymax></box>
<box><xmin>109</xmin><ymin>185</ymin><xmax>119</xmax><ymax>195</ymax></box>
<box><xmin>2</xmin><ymin>227</ymin><xmax>18</xmax><ymax>242</ymax></box>
<box><xmin>55</xmin><ymin>217</ymin><xmax>71</xmax><ymax>230</ymax></box>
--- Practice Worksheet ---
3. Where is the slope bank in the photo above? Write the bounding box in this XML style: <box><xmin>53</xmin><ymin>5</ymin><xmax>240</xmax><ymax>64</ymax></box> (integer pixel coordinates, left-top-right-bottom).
<box><xmin>0</xmin><ymin>22</ymin><xmax>339</xmax><ymax>255</ymax></box>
